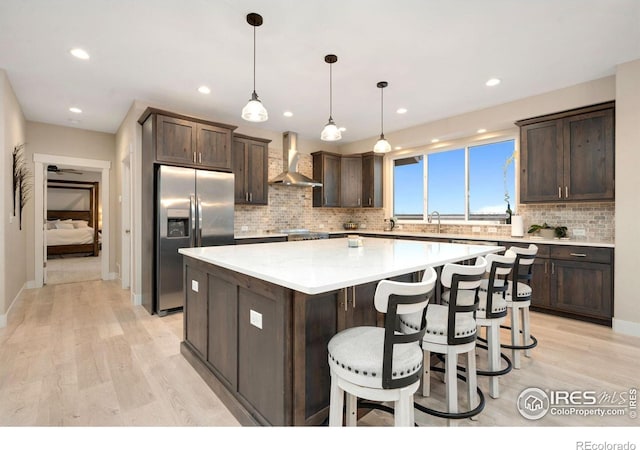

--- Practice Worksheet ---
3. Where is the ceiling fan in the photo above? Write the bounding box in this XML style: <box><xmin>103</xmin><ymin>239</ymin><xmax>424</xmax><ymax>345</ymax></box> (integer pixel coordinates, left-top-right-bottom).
<box><xmin>47</xmin><ymin>165</ymin><xmax>83</xmax><ymax>175</ymax></box>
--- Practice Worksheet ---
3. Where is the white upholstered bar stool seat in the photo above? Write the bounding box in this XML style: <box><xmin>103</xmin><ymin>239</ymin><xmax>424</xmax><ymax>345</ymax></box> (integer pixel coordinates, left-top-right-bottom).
<box><xmin>475</xmin><ymin>251</ymin><xmax>516</xmax><ymax>398</ymax></box>
<box><xmin>400</xmin><ymin>257</ymin><xmax>487</xmax><ymax>416</ymax></box>
<box><xmin>504</xmin><ymin>244</ymin><xmax>538</xmax><ymax>369</ymax></box>
<box><xmin>327</xmin><ymin>268</ymin><xmax>437</xmax><ymax>427</ymax></box>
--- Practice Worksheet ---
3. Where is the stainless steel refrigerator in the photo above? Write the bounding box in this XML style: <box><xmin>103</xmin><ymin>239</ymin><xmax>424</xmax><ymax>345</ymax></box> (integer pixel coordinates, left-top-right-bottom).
<box><xmin>156</xmin><ymin>165</ymin><xmax>234</xmax><ymax>315</ymax></box>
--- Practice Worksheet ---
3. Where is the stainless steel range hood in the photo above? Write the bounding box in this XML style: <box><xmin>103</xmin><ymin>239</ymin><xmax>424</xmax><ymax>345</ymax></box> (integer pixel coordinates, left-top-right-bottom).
<box><xmin>269</xmin><ymin>131</ymin><xmax>322</xmax><ymax>187</ymax></box>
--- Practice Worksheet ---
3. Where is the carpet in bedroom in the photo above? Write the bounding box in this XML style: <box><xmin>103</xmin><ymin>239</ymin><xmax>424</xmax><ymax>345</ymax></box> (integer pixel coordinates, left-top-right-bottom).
<box><xmin>46</xmin><ymin>255</ymin><xmax>101</xmax><ymax>284</ymax></box>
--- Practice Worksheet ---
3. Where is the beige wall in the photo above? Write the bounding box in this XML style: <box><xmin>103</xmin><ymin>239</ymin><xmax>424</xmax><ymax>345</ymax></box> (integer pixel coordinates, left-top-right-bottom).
<box><xmin>0</xmin><ymin>69</ymin><xmax>27</xmax><ymax>322</ymax></box>
<box><xmin>24</xmin><ymin>121</ymin><xmax>117</xmax><ymax>280</ymax></box>
<box><xmin>614</xmin><ymin>59</ymin><xmax>640</xmax><ymax>335</ymax></box>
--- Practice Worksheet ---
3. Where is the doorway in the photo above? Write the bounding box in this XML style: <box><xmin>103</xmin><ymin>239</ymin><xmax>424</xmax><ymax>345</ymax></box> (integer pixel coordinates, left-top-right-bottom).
<box><xmin>33</xmin><ymin>154</ymin><xmax>111</xmax><ymax>288</ymax></box>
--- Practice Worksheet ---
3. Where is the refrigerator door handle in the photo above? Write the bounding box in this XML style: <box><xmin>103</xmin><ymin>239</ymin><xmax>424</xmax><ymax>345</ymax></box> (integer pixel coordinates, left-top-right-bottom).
<box><xmin>190</xmin><ymin>194</ymin><xmax>196</xmax><ymax>247</ymax></box>
<box><xmin>197</xmin><ymin>196</ymin><xmax>203</xmax><ymax>247</ymax></box>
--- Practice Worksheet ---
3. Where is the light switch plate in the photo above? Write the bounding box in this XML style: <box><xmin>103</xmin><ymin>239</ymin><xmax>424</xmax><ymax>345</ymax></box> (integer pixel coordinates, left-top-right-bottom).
<box><xmin>191</xmin><ymin>280</ymin><xmax>199</xmax><ymax>292</ymax></box>
<box><xmin>250</xmin><ymin>310</ymin><xmax>263</xmax><ymax>329</ymax></box>
<box><xmin>573</xmin><ymin>228</ymin><xmax>586</xmax><ymax>236</ymax></box>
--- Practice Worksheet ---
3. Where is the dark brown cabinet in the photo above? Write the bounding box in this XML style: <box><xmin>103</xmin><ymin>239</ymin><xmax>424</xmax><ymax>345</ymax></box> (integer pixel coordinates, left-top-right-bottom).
<box><xmin>313</xmin><ymin>151</ymin><xmax>384</xmax><ymax>208</ymax></box>
<box><xmin>517</xmin><ymin>102</ymin><xmax>614</xmax><ymax>203</ymax></box>
<box><xmin>143</xmin><ymin>109</ymin><xmax>236</xmax><ymax>171</ymax></box>
<box><xmin>232</xmin><ymin>134</ymin><xmax>270</xmax><ymax>205</ymax></box>
<box><xmin>185</xmin><ymin>264</ymin><xmax>208</xmax><ymax>359</ymax></box>
<box><xmin>340</xmin><ymin>155</ymin><xmax>362</xmax><ymax>207</ymax></box>
<box><xmin>362</xmin><ymin>152</ymin><xmax>383</xmax><ymax>208</ymax></box>
<box><xmin>503</xmin><ymin>241</ymin><xmax>613</xmax><ymax>325</ymax></box>
<box><xmin>312</xmin><ymin>152</ymin><xmax>341</xmax><ymax>207</ymax></box>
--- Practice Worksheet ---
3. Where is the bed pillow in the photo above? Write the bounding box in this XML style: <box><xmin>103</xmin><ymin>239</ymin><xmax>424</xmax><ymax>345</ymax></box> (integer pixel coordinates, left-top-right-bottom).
<box><xmin>55</xmin><ymin>222</ymin><xmax>75</xmax><ymax>230</ymax></box>
<box><xmin>47</xmin><ymin>220</ymin><xmax>59</xmax><ymax>230</ymax></box>
<box><xmin>73</xmin><ymin>220</ymin><xmax>89</xmax><ymax>229</ymax></box>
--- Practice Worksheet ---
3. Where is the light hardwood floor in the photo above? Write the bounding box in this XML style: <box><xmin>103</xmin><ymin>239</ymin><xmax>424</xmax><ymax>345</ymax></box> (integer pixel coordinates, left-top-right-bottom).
<box><xmin>1</xmin><ymin>279</ymin><xmax>639</xmax><ymax>427</ymax></box>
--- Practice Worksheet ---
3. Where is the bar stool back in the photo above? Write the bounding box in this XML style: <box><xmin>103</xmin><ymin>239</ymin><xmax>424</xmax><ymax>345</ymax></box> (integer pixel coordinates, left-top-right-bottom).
<box><xmin>327</xmin><ymin>267</ymin><xmax>437</xmax><ymax>426</ymax></box>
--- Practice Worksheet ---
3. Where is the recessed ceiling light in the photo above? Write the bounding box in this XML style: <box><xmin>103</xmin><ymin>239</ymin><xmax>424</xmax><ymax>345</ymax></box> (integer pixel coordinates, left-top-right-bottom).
<box><xmin>431</xmin><ymin>138</ymin><xmax>439</xmax><ymax>143</ymax></box>
<box><xmin>198</xmin><ymin>86</ymin><xmax>211</xmax><ymax>94</ymax></box>
<box><xmin>70</xmin><ymin>48</ymin><xmax>90</xmax><ymax>60</ymax></box>
<box><xmin>69</xmin><ymin>107</ymin><xmax>82</xmax><ymax>114</ymax></box>
<box><xmin>394</xmin><ymin>146</ymin><xmax>403</xmax><ymax>150</ymax></box>
<box><xmin>339</xmin><ymin>127</ymin><xmax>346</xmax><ymax>132</ymax></box>
<box><xmin>477</xmin><ymin>128</ymin><xmax>487</xmax><ymax>133</ymax></box>
<box><xmin>283</xmin><ymin>111</ymin><xmax>293</xmax><ymax>117</ymax></box>
<box><xmin>396</xmin><ymin>108</ymin><xmax>407</xmax><ymax>114</ymax></box>
<box><xmin>485</xmin><ymin>78</ymin><xmax>501</xmax><ymax>87</ymax></box>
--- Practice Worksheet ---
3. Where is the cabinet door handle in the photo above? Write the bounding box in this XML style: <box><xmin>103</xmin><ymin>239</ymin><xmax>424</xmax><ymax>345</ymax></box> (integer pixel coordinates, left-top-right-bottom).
<box><xmin>199</xmin><ymin>152</ymin><xmax>202</xmax><ymax>164</ymax></box>
<box><xmin>558</xmin><ymin>186</ymin><xmax>562</xmax><ymax>198</ymax></box>
<box><xmin>245</xmin><ymin>192</ymin><xmax>249</xmax><ymax>202</ymax></box>
<box><xmin>551</xmin><ymin>262</ymin><xmax>555</xmax><ymax>274</ymax></box>
<box><xmin>352</xmin><ymin>286</ymin><xmax>356</xmax><ymax>308</ymax></box>
<box><xmin>357</xmin><ymin>198</ymin><xmax>361</xmax><ymax>206</ymax></box>
<box><xmin>369</xmin><ymin>197</ymin><xmax>372</xmax><ymax>206</ymax></box>
<box><xmin>570</xmin><ymin>253</ymin><xmax>587</xmax><ymax>257</ymax></box>
<box><xmin>249</xmin><ymin>192</ymin><xmax>252</xmax><ymax>202</ymax></box>
<box><xmin>344</xmin><ymin>288</ymin><xmax>348</xmax><ymax>311</ymax></box>
<box><xmin>192</xmin><ymin>151</ymin><xmax>196</xmax><ymax>163</ymax></box>
<box><xmin>565</xmin><ymin>186</ymin><xmax>568</xmax><ymax>198</ymax></box>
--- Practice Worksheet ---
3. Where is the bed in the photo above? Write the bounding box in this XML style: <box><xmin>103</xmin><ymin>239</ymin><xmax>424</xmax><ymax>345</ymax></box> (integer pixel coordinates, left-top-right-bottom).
<box><xmin>46</xmin><ymin>180</ymin><xmax>100</xmax><ymax>257</ymax></box>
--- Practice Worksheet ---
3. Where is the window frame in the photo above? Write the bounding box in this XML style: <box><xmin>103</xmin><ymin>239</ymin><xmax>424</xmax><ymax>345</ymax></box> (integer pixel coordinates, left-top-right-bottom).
<box><xmin>389</xmin><ymin>131</ymin><xmax>518</xmax><ymax>224</ymax></box>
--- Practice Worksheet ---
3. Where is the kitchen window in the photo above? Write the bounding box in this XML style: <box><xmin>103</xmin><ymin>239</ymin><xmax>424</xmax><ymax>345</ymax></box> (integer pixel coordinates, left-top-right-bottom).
<box><xmin>392</xmin><ymin>138</ymin><xmax>516</xmax><ymax>222</ymax></box>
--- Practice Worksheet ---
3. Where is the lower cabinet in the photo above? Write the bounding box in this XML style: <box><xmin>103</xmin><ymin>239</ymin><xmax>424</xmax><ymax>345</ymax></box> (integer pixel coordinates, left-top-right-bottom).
<box><xmin>504</xmin><ymin>242</ymin><xmax>613</xmax><ymax>325</ymax></box>
<box><xmin>185</xmin><ymin>265</ymin><xmax>208</xmax><ymax>358</ymax></box>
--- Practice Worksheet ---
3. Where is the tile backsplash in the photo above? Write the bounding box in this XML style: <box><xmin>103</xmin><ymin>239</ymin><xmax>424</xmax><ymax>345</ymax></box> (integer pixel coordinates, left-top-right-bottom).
<box><xmin>235</xmin><ymin>148</ymin><xmax>614</xmax><ymax>242</ymax></box>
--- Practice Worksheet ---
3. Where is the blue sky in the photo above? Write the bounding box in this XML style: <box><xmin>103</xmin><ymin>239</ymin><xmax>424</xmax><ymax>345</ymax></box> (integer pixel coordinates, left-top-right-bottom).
<box><xmin>394</xmin><ymin>140</ymin><xmax>515</xmax><ymax>217</ymax></box>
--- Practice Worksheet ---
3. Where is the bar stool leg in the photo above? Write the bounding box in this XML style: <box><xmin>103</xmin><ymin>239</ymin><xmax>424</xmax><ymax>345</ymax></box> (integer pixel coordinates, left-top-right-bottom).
<box><xmin>445</xmin><ymin>350</ymin><xmax>458</xmax><ymax>414</ymax></box>
<box><xmin>422</xmin><ymin>350</ymin><xmax>431</xmax><ymax>397</ymax></box>
<box><xmin>488</xmin><ymin>323</ymin><xmax>500</xmax><ymax>398</ymax></box>
<box><xmin>511</xmin><ymin>305</ymin><xmax>521</xmax><ymax>369</ymax></box>
<box><xmin>395</xmin><ymin>391</ymin><xmax>413</xmax><ymax>427</ymax></box>
<box><xmin>523</xmin><ymin>307</ymin><xmax>532</xmax><ymax>358</ymax></box>
<box><xmin>466</xmin><ymin>348</ymin><xmax>477</xmax><ymax>418</ymax></box>
<box><xmin>329</xmin><ymin>375</ymin><xmax>344</xmax><ymax>426</ymax></box>
<box><xmin>345</xmin><ymin>392</ymin><xmax>357</xmax><ymax>426</ymax></box>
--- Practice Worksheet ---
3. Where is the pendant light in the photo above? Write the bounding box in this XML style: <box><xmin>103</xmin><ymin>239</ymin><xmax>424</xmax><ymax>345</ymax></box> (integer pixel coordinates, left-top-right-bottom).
<box><xmin>321</xmin><ymin>54</ymin><xmax>342</xmax><ymax>141</ymax></box>
<box><xmin>373</xmin><ymin>81</ymin><xmax>391</xmax><ymax>153</ymax></box>
<box><xmin>241</xmin><ymin>13</ymin><xmax>268</xmax><ymax>122</ymax></box>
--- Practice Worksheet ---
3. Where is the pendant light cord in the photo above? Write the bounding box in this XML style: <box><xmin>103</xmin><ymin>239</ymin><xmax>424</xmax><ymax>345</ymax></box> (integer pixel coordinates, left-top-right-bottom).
<box><xmin>380</xmin><ymin>86</ymin><xmax>385</xmax><ymax>138</ymax></box>
<box><xmin>252</xmin><ymin>25</ymin><xmax>256</xmax><ymax>93</ymax></box>
<box><xmin>329</xmin><ymin>63</ymin><xmax>333</xmax><ymax>119</ymax></box>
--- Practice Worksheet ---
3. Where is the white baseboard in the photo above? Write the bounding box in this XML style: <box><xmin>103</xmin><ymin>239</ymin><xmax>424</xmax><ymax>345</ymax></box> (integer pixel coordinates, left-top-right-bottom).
<box><xmin>612</xmin><ymin>318</ymin><xmax>640</xmax><ymax>337</ymax></box>
<box><xmin>0</xmin><ymin>283</ymin><xmax>26</xmax><ymax>328</ymax></box>
<box><xmin>131</xmin><ymin>292</ymin><xmax>142</xmax><ymax>306</ymax></box>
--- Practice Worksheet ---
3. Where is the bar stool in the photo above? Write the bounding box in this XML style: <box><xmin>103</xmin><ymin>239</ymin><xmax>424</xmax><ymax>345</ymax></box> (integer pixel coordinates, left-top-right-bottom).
<box><xmin>400</xmin><ymin>257</ymin><xmax>487</xmax><ymax>416</ymax></box>
<box><xmin>476</xmin><ymin>250</ymin><xmax>516</xmax><ymax>399</ymax></box>
<box><xmin>504</xmin><ymin>244</ymin><xmax>538</xmax><ymax>369</ymax></box>
<box><xmin>327</xmin><ymin>267</ymin><xmax>437</xmax><ymax>426</ymax></box>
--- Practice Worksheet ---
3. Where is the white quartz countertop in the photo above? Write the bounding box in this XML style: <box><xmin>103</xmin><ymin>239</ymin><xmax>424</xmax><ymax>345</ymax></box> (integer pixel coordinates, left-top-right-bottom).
<box><xmin>179</xmin><ymin>237</ymin><xmax>504</xmax><ymax>295</ymax></box>
<box><xmin>325</xmin><ymin>230</ymin><xmax>614</xmax><ymax>248</ymax></box>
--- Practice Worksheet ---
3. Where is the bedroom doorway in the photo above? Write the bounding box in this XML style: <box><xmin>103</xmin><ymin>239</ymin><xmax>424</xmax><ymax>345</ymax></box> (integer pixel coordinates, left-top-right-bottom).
<box><xmin>33</xmin><ymin>154</ymin><xmax>111</xmax><ymax>288</ymax></box>
<box><xmin>45</xmin><ymin>178</ymin><xmax>102</xmax><ymax>285</ymax></box>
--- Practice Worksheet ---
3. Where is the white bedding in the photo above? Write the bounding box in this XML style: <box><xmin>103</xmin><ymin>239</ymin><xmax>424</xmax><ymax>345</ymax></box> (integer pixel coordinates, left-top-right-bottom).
<box><xmin>47</xmin><ymin>227</ymin><xmax>96</xmax><ymax>246</ymax></box>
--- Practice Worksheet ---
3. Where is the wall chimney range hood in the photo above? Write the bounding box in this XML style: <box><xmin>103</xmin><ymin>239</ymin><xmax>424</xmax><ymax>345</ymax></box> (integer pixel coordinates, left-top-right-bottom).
<box><xmin>269</xmin><ymin>131</ymin><xmax>322</xmax><ymax>187</ymax></box>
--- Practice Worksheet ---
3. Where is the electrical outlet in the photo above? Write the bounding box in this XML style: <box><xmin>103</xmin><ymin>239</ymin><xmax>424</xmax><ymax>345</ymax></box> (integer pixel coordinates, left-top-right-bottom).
<box><xmin>191</xmin><ymin>280</ymin><xmax>199</xmax><ymax>292</ymax></box>
<box><xmin>573</xmin><ymin>228</ymin><xmax>586</xmax><ymax>237</ymax></box>
<box><xmin>250</xmin><ymin>310</ymin><xmax>263</xmax><ymax>329</ymax></box>
<box><xmin>241</xmin><ymin>225</ymin><xmax>248</xmax><ymax>232</ymax></box>
<box><xmin>488</xmin><ymin>227</ymin><xmax>498</xmax><ymax>233</ymax></box>
<box><xmin>472</xmin><ymin>226</ymin><xmax>480</xmax><ymax>233</ymax></box>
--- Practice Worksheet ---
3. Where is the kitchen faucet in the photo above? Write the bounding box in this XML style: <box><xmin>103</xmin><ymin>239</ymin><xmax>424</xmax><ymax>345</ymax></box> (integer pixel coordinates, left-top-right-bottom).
<box><xmin>428</xmin><ymin>211</ymin><xmax>441</xmax><ymax>233</ymax></box>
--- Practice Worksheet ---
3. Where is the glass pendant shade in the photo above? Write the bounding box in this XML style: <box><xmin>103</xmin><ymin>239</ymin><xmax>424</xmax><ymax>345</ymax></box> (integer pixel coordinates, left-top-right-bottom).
<box><xmin>242</xmin><ymin>91</ymin><xmax>268</xmax><ymax>122</ymax></box>
<box><xmin>373</xmin><ymin>135</ymin><xmax>391</xmax><ymax>153</ymax></box>
<box><xmin>321</xmin><ymin>117</ymin><xmax>342</xmax><ymax>141</ymax></box>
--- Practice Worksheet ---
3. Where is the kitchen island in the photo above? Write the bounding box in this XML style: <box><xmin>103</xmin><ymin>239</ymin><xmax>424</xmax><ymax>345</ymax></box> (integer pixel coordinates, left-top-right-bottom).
<box><xmin>178</xmin><ymin>237</ymin><xmax>503</xmax><ymax>426</ymax></box>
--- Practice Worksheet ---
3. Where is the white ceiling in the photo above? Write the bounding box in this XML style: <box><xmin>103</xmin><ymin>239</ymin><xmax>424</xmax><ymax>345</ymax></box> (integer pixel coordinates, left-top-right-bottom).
<box><xmin>1</xmin><ymin>0</ymin><xmax>639</xmax><ymax>144</ymax></box>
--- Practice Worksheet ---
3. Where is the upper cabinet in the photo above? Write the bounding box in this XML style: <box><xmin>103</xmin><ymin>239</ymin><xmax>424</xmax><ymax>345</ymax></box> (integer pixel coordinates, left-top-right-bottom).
<box><xmin>312</xmin><ymin>152</ymin><xmax>341</xmax><ymax>207</ymax></box>
<box><xmin>140</xmin><ymin>108</ymin><xmax>237</xmax><ymax>171</ymax></box>
<box><xmin>233</xmin><ymin>134</ymin><xmax>270</xmax><ymax>205</ymax></box>
<box><xmin>361</xmin><ymin>152</ymin><xmax>383</xmax><ymax>208</ymax></box>
<box><xmin>517</xmin><ymin>101</ymin><xmax>615</xmax><ymax>203</ymax></box>
<box><xmin>312</xmin><ymin>151</ymin><xmax>384</xmax><ymax>208</ymax></box>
